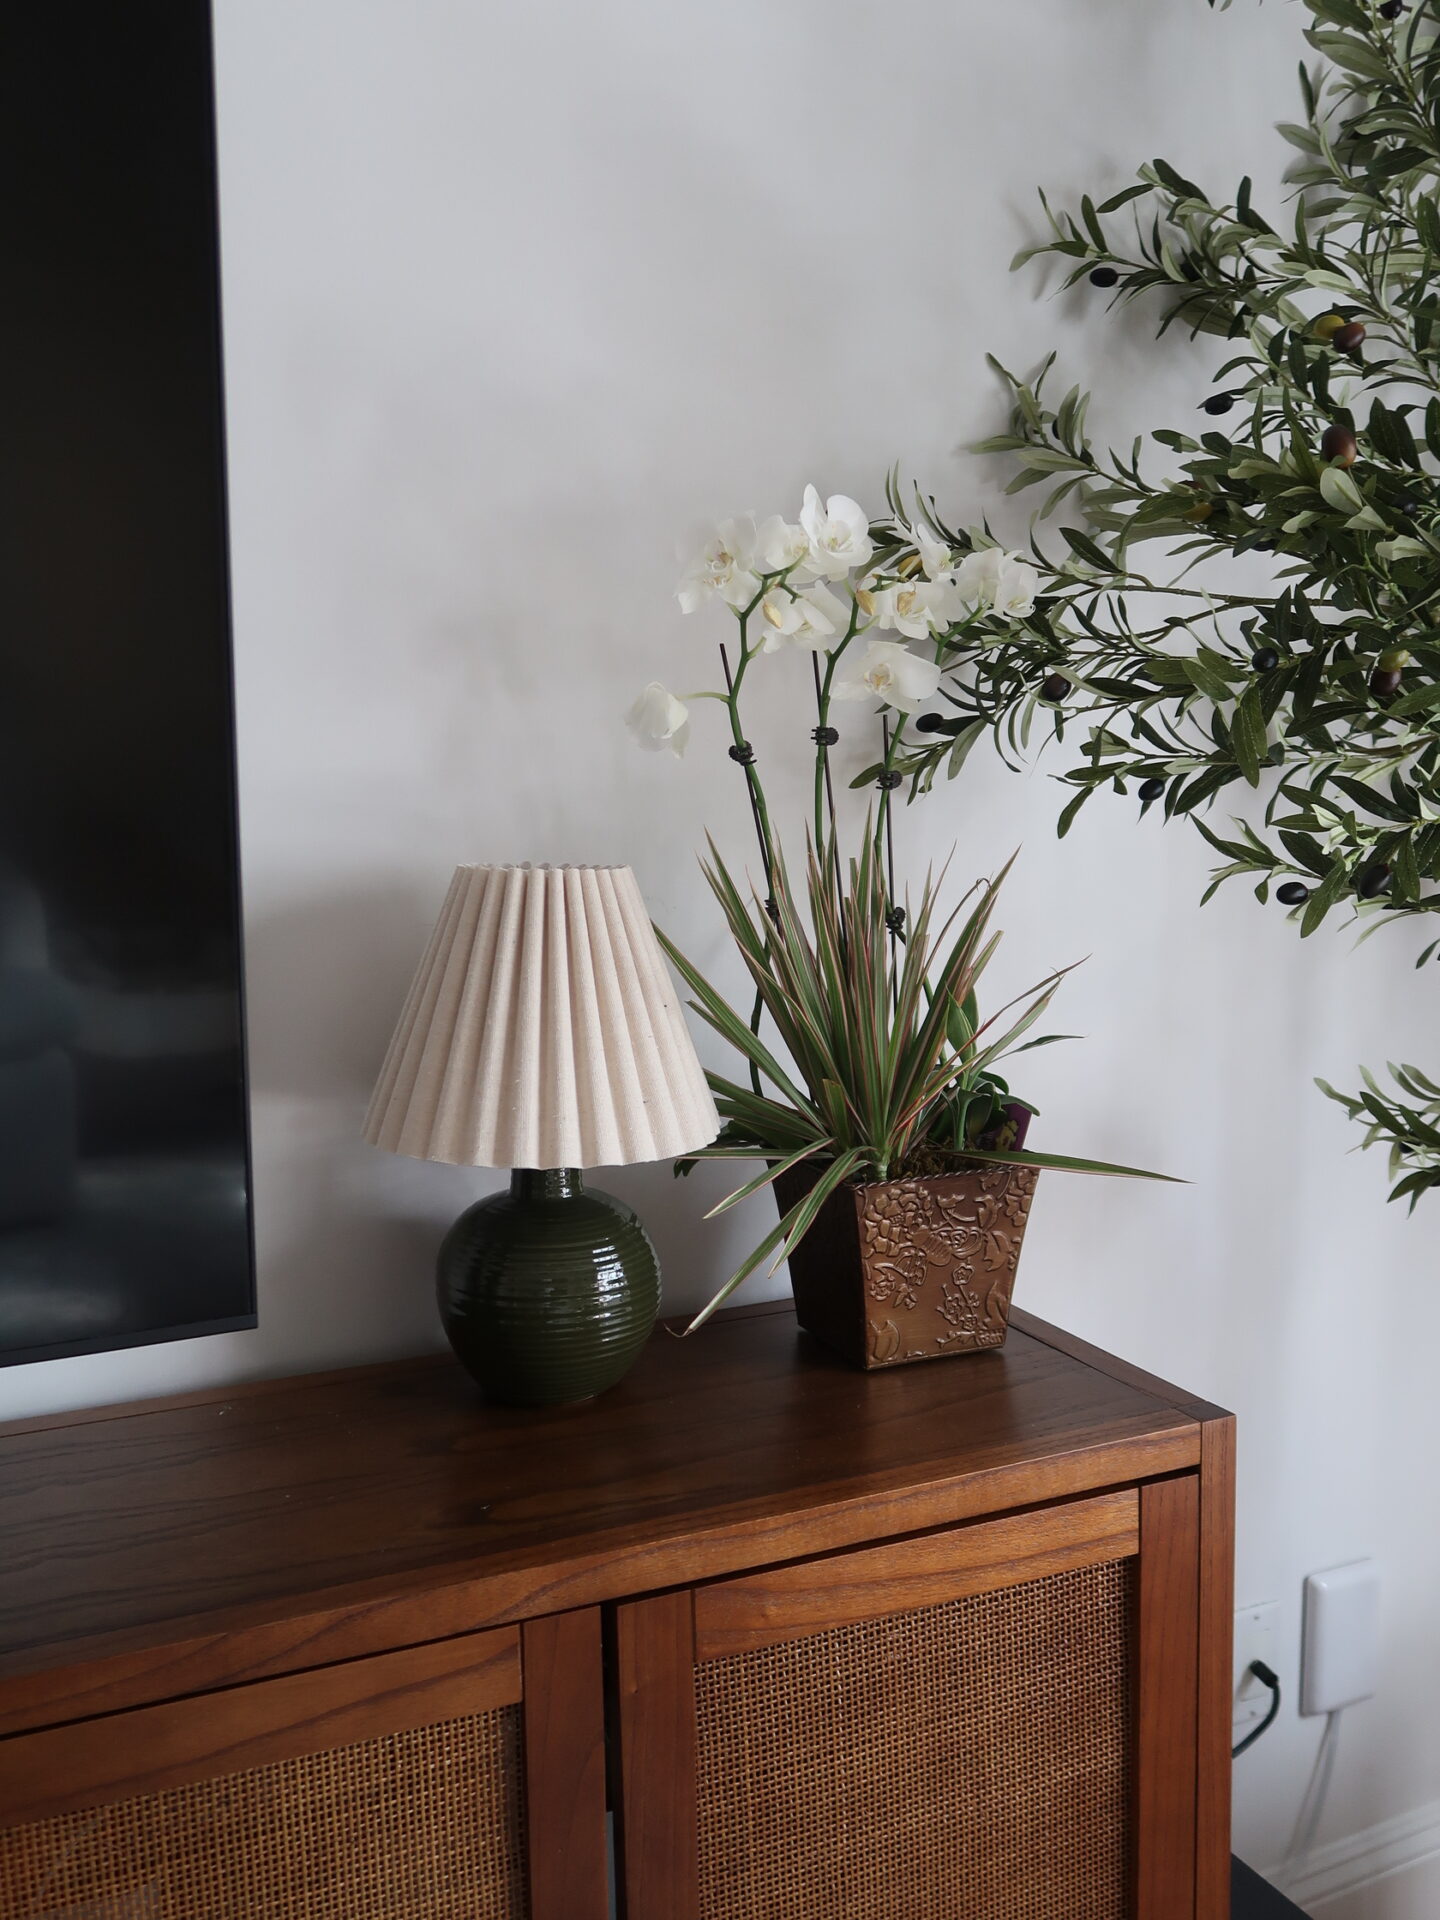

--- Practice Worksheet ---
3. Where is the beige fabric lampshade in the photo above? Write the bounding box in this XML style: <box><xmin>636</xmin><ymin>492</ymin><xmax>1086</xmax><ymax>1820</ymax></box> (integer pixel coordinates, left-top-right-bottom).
<box><xmin>364</xmin><ymin>864</ymin><xmax>720</xmax><ymax>1170</ymax></box>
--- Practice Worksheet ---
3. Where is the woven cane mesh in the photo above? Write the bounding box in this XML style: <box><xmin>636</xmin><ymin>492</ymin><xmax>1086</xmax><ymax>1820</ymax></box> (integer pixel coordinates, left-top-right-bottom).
<box><xmin>0</xmin><ymin>1705</ymin><xmax>527</xmax><ymax>1920</ymax></box>
<box><xmin>694</xmin><ymin>1557</ymin><xmax>1134</xmax><ymax>1920</ymax></box>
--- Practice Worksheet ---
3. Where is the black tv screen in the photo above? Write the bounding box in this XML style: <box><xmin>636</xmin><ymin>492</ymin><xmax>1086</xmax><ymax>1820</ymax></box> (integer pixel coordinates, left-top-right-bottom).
<box><xmin>0</xmin><ymin>2</ymin><xmax>254</xmax><ymax>1365</ymax></box>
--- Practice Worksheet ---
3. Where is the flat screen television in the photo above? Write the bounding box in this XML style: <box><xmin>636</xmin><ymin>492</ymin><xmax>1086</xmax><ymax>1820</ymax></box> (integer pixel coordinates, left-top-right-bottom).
<box><xmin>0</xmin><ymin>2</ymin><xmax>254</xmax><ymax>1365</ymax></box>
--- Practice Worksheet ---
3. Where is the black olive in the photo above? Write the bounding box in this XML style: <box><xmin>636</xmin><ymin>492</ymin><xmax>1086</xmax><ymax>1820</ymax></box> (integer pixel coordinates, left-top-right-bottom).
<box><xmin>1089</xmin><ymin>266</ymin><xmax>1119</xmax><ymax>288</ymax></box>
<box><xmin>1252</xmin><ymin>647</ymin><xmax>1280</xmax><ymax>673</ymax></box>
<box><xmin>1253</xmin><ymin>539</ymin><xmax>1277</xmax><ymax>553</ymax></box>
<box><xmin>1040</xmin><ymin>673</ymin><xmax>1072</xmax><ymax>702</ymax></box>
<box><xmin>913</xmin><ymin>713</ymin><xmax>946</xmax><ymax>734</ymax></box>
<box><xmin>1138</xmin><ymin>776</ymin><xmax>1166</xmax><ymax>803</ymax></box>
<box><xmin>1356</xmin><ymin>863</ymin><xmax>1391</xmax><ymax>899</ymax></box>
<box><xmin>1276</xmin><ymin>881</ymin><xmax>1310</xmax><ymax>906</ymax></box>
<box><xmin>1202</xmin><ymin>393</ymin><xmax>1235</xmax><ymax>415</ymax></box>
<box><xmin>1321</xmin><ymin>422</ymin><xmax>1359</xmax><ymax>465</ymax></box>
<box><xmin>1379</xmin><ymin>2</ymin><xmax>1406</xmax><ymax>19</ymax></box>
<box><xmin>1369</xmin><ymin>667</ymin><xmax>1403</xmax><ymax>698</ymax></box>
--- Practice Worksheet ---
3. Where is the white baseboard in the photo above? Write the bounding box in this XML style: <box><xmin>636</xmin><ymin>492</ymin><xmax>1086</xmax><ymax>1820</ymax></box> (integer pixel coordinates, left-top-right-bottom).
<box><xmin>1266</xmin><ymin>1798</ymin><xmax>1440</xmax><ymax>1912</ymax></box>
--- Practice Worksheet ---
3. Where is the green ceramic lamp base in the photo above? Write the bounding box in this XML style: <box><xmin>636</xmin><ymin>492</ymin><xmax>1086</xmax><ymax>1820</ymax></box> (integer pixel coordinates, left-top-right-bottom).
<box><xmin>436</xmin><ymin>1168</ymin><xmax>661</xmax><ymax>1407</ymax></box>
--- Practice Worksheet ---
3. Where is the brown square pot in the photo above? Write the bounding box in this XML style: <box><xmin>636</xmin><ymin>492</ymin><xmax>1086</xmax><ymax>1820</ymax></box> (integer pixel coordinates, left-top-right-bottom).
<box><xmin>773</xmin><ymin>1161</ymin><xmax>1039</xmax><ymax>1370</ymax></box>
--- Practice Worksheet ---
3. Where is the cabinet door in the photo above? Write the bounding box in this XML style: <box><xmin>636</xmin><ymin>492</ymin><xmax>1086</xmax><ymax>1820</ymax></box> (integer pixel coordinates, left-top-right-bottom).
<box><xmin>0</xmin><ymin>1611</ymin><xmax>607</xmax><ymax>1920</ymax></box>
<box><xmin>615</xmin><ymin>1481</ymin><xmax>1207</xmax><ymax>1920</ymax></box>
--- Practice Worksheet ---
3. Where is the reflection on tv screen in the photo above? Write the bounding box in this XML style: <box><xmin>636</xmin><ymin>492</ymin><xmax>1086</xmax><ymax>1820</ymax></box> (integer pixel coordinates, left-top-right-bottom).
<box><xmin>0</xmin><ymin>2</ymin><xmax>254</xmax><ymax>1366</ymax></box>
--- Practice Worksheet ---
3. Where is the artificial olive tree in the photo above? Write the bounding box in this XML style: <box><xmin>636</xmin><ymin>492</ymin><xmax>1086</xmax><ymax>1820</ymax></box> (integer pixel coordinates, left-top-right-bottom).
<box><xmin>883</xmin><ymin>0</ymin><xmax>1440</xmax><ymax>1204</ymax></box>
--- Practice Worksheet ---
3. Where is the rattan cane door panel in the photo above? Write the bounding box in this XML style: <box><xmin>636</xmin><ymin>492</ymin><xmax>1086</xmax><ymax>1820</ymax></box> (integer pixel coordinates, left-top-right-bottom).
<box><xmin>693</xmin><ymin>1558</ymin><xmax>1134</xmax><ymax>1920</ymax></box>
<box><xmin>0</xmin><ymin>1705</ymin><xmax>528</xmax><ymax>1920</ymax></box>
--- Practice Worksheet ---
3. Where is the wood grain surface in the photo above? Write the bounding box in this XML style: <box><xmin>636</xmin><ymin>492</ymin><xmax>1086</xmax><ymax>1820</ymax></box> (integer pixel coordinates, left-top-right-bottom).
<box><xmin>1016</xmin><ymin>1307</ymin><xmax>1235</xmax><ymax>1912</ymax></box>
<box><xmin>522</xmin><ymin>1609</ymin><xmax>609</xmax><ymax>1920</ymax></box>
<box><xmin>0</xmin><ymin>1304</ymin><xmax>1202</xmax><ymax>1732</ymax></box>
<box><xmin>1134</xmin><ymin>1474</ymin><xmax>1201</xmax><ymax>1920</ymax></box>
<box><xmin>1009</xmin><ymin>1309</ymin><xmax>1231</xmax><ymax>1424</ymax></box>
<box><xmin>0</xmin><ymin>1625</ymin><xmax>521</xmax><ymax>1824</ymax></box>
<box><xmin>693</xmin><ymin>1487</ymin><xmax>1139</xmax><ymax>1658</ymax></box>
<box><xmin>1197</xmin><ymin>1414</ymin><xmax>1237</xmax><ymax>1920</ymax></box>
<box><xmin>614</xmin><ymin>1590</ymin><xmax>699</xmax><ymax>1920</ymax></box>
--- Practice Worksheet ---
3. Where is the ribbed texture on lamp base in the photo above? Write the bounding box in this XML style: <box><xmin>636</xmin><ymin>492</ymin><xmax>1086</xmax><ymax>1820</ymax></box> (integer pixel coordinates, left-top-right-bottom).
<box><xmin>436</xmin><ymin>1170</ymin><xmax>661</xmax><ymax>1405</ymax></box>
<box><xmin>364</xmin><ymin>864</ymin><xmax>718</xmax><ymax>1170</ymax></box>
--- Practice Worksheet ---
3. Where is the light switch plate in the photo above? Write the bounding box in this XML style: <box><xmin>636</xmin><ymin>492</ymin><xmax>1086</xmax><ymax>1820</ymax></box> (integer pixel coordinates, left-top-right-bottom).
<box><xmin>1301</xmin><ymin>1561</ymin><xmax>1380</xmax><ymax>1716</ymax></box>
<box><xmin>1234</xmin><ymin>1601</ymin><xmax>1281</xmax><ymax>1740</ymax></box>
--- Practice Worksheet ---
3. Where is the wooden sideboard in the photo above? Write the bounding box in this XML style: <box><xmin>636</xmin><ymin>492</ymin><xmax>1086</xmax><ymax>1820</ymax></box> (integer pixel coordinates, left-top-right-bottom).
<box><xmin>0</xmin><ymin>1301</ymin><xmax>1234</xmax><ymax>1919</ymax></box>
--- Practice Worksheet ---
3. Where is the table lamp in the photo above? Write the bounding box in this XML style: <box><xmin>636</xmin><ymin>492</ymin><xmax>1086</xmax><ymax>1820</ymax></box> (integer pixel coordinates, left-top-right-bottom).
<box><xmin>364</xmin><ymin>863</ymin><xmax>719</xmax><ymax>1406</ymax></box>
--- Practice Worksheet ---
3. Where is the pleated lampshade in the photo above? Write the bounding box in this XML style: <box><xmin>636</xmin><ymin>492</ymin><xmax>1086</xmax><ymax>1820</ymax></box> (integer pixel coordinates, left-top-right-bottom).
<box><xmin>364</xmin><ymin>864</ymin><xmax>720</xmax><ymax>1170</ymax></box>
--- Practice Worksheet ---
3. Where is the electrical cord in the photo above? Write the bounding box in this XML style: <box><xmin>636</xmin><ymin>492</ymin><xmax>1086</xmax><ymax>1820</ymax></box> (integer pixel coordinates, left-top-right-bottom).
<box><xmin>1232</xmin><ymin>1658</ymin><xmax>1281</xmax><ymax>1758</ymax></box>
<box><xmin>1284</xmin><ymin>1707</ymin><xmax>1344</xmax><ymax>1875</ymax></box>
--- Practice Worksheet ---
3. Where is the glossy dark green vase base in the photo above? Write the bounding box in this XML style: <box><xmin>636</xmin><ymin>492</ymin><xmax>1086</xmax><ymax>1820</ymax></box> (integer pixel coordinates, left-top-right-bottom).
<box><xmin>437</xmin><ymin>1169</ymin><xmax>660</xmax><ymax>1407</ymax></box>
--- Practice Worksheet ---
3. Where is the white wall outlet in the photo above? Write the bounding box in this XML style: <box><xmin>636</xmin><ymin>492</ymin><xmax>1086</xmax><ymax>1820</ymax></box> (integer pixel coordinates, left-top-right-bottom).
<box><xmin>1301</xmin><ymin>1561</ymin><xmax>1380</xmax><ymax>1716</ymax></box>
<box><xmin>1234</xmin><ymin>1601</ymin><xmax>1281</xmax><ymax>1741</ymax></box>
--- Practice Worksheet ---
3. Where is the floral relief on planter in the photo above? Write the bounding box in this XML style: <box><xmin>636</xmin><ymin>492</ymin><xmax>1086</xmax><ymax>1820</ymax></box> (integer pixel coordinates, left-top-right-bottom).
<box><xmin>776</xmin><ymin>1162</ymin><xmax>1039</xmax><ymax>1371</ymax></box>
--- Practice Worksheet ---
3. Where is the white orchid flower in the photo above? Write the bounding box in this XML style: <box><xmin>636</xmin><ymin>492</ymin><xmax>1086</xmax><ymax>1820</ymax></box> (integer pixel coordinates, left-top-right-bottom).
<box><xmin>756</xmin><ymin>588</ymin><xmax>807</xmax><ymax>642</ymax></box>
<box><xmin>625</xmin><ymin>681</ymin><xmax>691</xmax><ymax>756</ymax></box>
<box><xmin>676</xmin><ymin>518</ymin><xmax>760</xmax><ymax>614</ymax></box>
<box><xmin>830</xmin><ymin>640</ymin><xmax>943</xmax><ymax>711</ymax></box>
<box><xmin>910</xmin><ymin>521</ymin><xmax>953</xmax><ymax>582</ymax></box>
<box><xmin>871</xmin><ymin>581</ymin><xmax>954</xmax><ymax>641</ymax></box>
<box><xmin>950</xmin><ymin>546</ymin><xmax>1039</xmax><ymax>620</ymax></box>
<box><xmin>755</xmin><ymin>514</ymin><xmax>810</xmax><ymax>575</ymax></box>
<box><xmin>798</xmin><ymin>580</ymin><xmax>849</xmax><ymax>635</ymax></box>
<box><xmin>993</xmin><ymin>554</ymin><xmax>1040</xmax><ymax>619</ymax></box>
<box><xmin>949</xmin><ymin>545</ymin><xmax>1006</xmax><ymax>608</ymax></box>
<box><xmin>757</xmin><ymin>582</ymin><xmax>845</xmax><ymax>653</ymax></box>
<box><xmin>799</xmin><ymin>485</ymin><xmax>874</xmax><ymax>580</ymax></box>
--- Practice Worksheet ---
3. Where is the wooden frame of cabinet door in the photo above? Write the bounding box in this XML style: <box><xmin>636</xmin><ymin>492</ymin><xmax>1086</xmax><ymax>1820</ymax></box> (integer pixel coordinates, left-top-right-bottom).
<box><xmin>0</xmin><ymin>1609</ymin><xmax>609</xmax><ymax>1920</ymax></box>
<box><xmin>614</xmin><ymin>1476</ymin><xmax>1221</xmax><ymax>1920</ymax></box>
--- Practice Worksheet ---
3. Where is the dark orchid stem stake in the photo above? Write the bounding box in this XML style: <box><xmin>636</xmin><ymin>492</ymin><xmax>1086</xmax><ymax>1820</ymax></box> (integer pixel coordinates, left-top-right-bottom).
<box><xmin>718</xmin><ymin>636</ymin><xmax>770</xmax><ymax>1092</ymax></box>
<box><xmin>810</xmin><ymin>651</ymin><xmax>847</xmax><ymax>953</ymax></box>
<box><xmin>880</xmin><ymin>716</ymin><xmax>900</xmax><ymax>910</ymax></box>
<box><xmin>719</xmin><ymin>639</ymin><xmax>774</xmax><ymax>909</ymax></box>
<box><xmin>810</xmin><ymin>653</ymin><xmax>841</xmax><ymax>855</ymax></box>
<box><xmin>879</xmin><ymin>715</ymin><xmax>903</xmax><ymax>1010</ymax></box>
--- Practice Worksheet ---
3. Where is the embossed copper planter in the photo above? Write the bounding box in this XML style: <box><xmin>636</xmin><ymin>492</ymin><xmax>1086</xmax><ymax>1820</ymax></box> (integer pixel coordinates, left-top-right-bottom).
<box><xmin>773</xmin><ymin>1161</ymin><xmax>1039</xmax><ymax>1370</ymax></box>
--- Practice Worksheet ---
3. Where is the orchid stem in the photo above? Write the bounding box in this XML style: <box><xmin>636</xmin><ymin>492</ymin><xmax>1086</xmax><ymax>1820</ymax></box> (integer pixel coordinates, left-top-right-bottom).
<box><xmin>810</xmin><ymin>652</ymin><xmax>840</xmax><ymax>857</ymax></box>
<box><xmin>719</xmin><ymin>632</ymin><xmax>775</xmax><ymax>905</ymax></box>
<box><xmin>719</xmin><ymin>625</ymin><xmax>775</xmax><ymax>1096</ymax></box>
<box><xmin>814</xmin><ymin>597</ymin><xmax>865</xmax><ymax>943</ymax></box>
<box><xmin>877</xmin><ymin>712</ymin><xmax>909</xmax><ymax>1012</ymax></box>
<box><xmin>878</xmin><ymin>714</ymin><xmax>903</xmax><ymax>901</ymax></box>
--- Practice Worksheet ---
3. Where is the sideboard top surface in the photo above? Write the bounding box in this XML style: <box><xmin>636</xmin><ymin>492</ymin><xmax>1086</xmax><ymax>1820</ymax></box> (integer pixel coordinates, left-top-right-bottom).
<box><xmin>0</xmin><ymin>1303</ymin><xmax>1222</xmax><ymax>1723</ymax></box>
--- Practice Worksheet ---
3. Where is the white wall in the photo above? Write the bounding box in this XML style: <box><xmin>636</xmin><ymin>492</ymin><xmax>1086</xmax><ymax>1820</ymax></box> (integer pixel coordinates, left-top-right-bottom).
<box><xmin>4</xmin><ymin>0</ymin><xmax>1437</xmax><ymax>1883</ymax></box>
